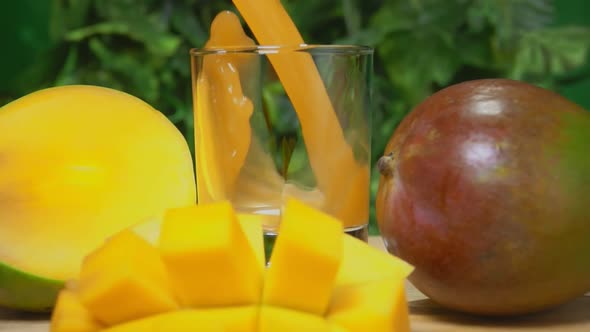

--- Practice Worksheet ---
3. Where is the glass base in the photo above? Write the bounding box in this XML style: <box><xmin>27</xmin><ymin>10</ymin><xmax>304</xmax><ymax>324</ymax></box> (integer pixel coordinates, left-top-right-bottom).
<box><xmin>262</xmin><ymin>223</ymin><xmax>369</xmax><ymax>264</ymax></box>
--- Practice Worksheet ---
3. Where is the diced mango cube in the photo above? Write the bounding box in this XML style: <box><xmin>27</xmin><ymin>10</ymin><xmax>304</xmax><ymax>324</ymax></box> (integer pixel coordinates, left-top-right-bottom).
<box><xmin>259</xmin><ymin>306</ymin><xmax>332</xmax><ymax>332</ymax></box>
<box><xmin>335</xmin><ymin>235</ymin><xmax>414</xmax><ymax>288</ymax></box>
<box><xmin>80</xmin><ymin>229</ymin><xmax>169</xmax><ymax>287</ymax></box>
<box><xmin>129</xmin><ymin>211</ymin><xmax>265</xmax><ymax>271</ymax></box>
<box><xmin>159</xmin><ymin>201</ymin><xmax>263</xmax><ymax>307</ymax></box>
<box><xmin>77</xmin><ymin>230</ymin><xmax>177</xmax><ymax>325</ymax></box>
<box><xmin>50</xmin><ymin>290</ymin><xmax>102</xmax><ymax>332</ymax></box>
<box><xmin>237</xmin><ymin>213</ymin><xmax>266</xmax><ymax>270</ymax></box>
<box><xmin>102</xmin><ymin>306</ymin><xmax>258</xmax><ymax>332</ymax></box>
<box><xmin>262</xmin><ymin>198</ymin><xmax>343</xmax><ymax>315</ymax></box>
<box><xmin>327</xmin><ymin>278</ymin><xmax>410</xmax><ymax>332</ymax></box>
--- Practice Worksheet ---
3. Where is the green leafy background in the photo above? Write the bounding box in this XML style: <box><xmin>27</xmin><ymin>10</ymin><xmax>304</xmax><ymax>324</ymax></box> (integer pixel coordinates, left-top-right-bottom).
<box><xmin>1</xmin><ymin>0</ymin><xmax>589</xmax><ymax>234</ymax></box>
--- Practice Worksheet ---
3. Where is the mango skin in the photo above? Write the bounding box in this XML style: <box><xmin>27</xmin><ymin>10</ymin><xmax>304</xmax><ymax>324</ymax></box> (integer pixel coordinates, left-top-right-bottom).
<box><xmin>0</xmin><ymin>261</ymin><xmax>63</xmax><ymax>312</ymax></box>
<box><xmin>376</xmin><ymin>79</ymin><xmax>590</xmax><ymax>315</ymax></box>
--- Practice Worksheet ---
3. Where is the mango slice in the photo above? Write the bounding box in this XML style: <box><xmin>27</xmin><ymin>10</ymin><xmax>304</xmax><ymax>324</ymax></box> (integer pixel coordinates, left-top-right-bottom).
<box><xmin>328</xmin><ymin>279</ymin><xmax>410</xmax><ymax>332</ymax></box>
<box><xmin>263</xmin><ymin>198</ymin><xmax>343</xmax><ymax>315</ymax></box>
<box><xmin>335</xmin><ymin>235</ymin><xmax>414</xmax><ymax>288</ymax></box>
<box><xmin>50</xmin><ymin>290</ymin><xmax>102</xmax><ymax>332</ymax></box>
<box><xmin>102</xmin><ymin>306</ymin><xmax>258</xmax><ymax>332</ymax></box>
<box><xmin>77</xmin><ymin>230</ymin><xmax>177</xmax><ymax>325</ymax></box>
<box><xmin>159</xmin><ymin>201</ymin><xmax>263</xmax><ymax>307</ymax></box>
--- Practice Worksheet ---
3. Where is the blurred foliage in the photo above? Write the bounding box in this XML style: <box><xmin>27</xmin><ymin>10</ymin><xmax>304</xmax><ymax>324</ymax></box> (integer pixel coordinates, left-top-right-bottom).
<box><xmin>1</xmin><ymin>0</ymin><xmax>589</xmax><ymax>233</ymax></box>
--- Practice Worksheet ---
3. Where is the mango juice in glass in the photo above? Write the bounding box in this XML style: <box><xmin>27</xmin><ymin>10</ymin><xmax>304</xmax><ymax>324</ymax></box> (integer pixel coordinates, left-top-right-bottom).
<box><xmin>190</xmin><ymin>44</ymin><xmax>373</xmax><ymax>241</ymax></box>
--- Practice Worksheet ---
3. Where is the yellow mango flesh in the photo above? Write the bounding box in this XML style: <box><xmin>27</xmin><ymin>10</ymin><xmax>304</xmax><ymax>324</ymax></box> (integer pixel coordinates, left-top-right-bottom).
<box><xmin>335</xmin><ymin>235</ymin><xmax>414</xmax><ymax>288</ymax></box>
<box><xmin>130</xmin><ymin>211</ymin><xmax>266</xmax><ymax>273</ymax></box>
<box><xmin>328</xmin><ymin>279</ymin><xmax>410</xmax><ymax>332</ymax></box>
<box><xmin>102</xmin><ymin>306</ymin><xmax>258</xmax><ymax>332</ymax></box>
<box><xmin>50</xmin><ymin>290</ymin><xmax>102</xmax><ymax>332</ymax></box>
<box><xmin>263</xmin><ymin>199</ymin><xmax>343</xmax><ymax>315</ymax></box>
<box><xmin>259</xmin><ymin>306</ymin><xmax>332</xmax><ymax>332</ymax></box>
<box><xmin>236</xmin><ymin>213</ymin><xmax>266</xmax><ymax>270</ymax></box>
<box><xmin>0</xmin><ymin>85</ymin><xmax>196</xmax><ymax>285</ymax></box>
<box><xmin>231</xmin><ymin>0</ymin><xmax>370</xmax><ymax>228</ymax></box>
<box><xmin>159</xmin><ymin>201</ymin><xmax>263</xmax><ymax>307</ymax></box>
<box><xmin>80</xmin><ymin>230</ymin><xmax>170</xmax><ymax>287</ymax></box>
<box><xmin>77</xmin><ymin>230</ymin><xmax>177</xmax><ymax>325</ymax></box>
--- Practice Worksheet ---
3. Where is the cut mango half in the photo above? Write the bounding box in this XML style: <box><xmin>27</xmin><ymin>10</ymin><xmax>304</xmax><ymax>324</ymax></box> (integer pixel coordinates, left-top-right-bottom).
<box><xmin>0</xmin><ymin>85</ymin><xmax>196</xmax><ymax>311</ymax></box>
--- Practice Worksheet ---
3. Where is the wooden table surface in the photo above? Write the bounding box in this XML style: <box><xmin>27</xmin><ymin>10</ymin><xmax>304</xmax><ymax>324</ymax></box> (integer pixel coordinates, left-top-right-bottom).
<box><xmin>1</xmin><ymin>236</ymin><xmax>588</xmax><ymax>331</ymax></box>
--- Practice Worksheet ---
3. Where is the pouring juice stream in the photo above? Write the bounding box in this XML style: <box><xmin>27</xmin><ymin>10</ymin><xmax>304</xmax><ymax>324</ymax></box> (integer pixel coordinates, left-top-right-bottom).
<box><xmin>231</xmin><ymin>0</ymin><xmax>369</xmax><ymax>229</ymax></box>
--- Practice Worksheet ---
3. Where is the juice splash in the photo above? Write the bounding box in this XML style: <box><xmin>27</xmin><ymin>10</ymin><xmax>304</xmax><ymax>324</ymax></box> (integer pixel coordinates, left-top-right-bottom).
<box><xmin>193</xmin><ymin>11</ymin><xmax>255</xmax><ymax>202</ymax></box>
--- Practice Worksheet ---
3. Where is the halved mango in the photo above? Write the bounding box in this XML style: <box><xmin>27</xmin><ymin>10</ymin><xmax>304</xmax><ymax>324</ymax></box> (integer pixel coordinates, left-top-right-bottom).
<box><xmin>0</xmin><ymin>85</ymin><xmax>196</xmax><ymax>311</ymax></box>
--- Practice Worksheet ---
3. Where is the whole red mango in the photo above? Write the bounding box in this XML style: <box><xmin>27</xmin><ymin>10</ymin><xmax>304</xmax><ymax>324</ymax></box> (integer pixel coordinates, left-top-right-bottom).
<box><xmin>376</xmin><ymin>79</ymin><xmax>590</xmax><ymax>315</ymax></box>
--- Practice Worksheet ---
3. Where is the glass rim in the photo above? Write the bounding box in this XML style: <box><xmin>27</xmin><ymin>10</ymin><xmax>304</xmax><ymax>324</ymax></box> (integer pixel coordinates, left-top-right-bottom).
<box><xmin>190</xmin><ymin>44</ymin><xmax>374</xmax><ymax>56</ymax></box>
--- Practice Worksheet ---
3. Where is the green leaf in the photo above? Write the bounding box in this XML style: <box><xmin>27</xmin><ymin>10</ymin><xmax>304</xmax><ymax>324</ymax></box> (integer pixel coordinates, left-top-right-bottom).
<box><xmin>468</xmin><ymin>0</ymin><xmax>554</xmax><ymax>60</ymax></box>
<box><xmin>65</xmin><ymin>16</ymin><xmax>181</xmax><ymax>57</ymax></box>
<box><xmin>0</xmin><ymin>0</ymin><xmax>62</xmax><ymax>95</ymax></box>
<box><xmin>87</xmin><ymin>38</ymin><xmax>160</xmax><ymax>103</ymax></box>
<box><xmin>510</xmin><ymin>27</ymin><xmax>590</xmax><ymax>79</ymax></box>
<box><xmin>94</xmin><ymin>0</ymin><xmax>155</xmax><ymax>20</ymax></box>
<box><xmin>342</xmin><ymin>0</ymin><xmax>361</xmax><ymax>36</ymax></box>
<box><xmin>469</xmin><ymin>0</ymin><xmax>554</xmax><ymax>34</ymax></box>
<box><xmin>370</xmin><ymin>0</ymin><xmax>470</xmax><ymax>36</ymax></box>
<box><xmin>60</xmin><ymin>0</ymin><xmax>93</xmax><ymax>29</ymax></box>
<box><xmin>54</xmin><ymin>47</ymin><xmax>79</xmax><ymax>86</ymax></box>
<box><xmin>378</xmin><ymin>31</ymin><xmax>461</xmax><ymax>105</ymax></box>
<box><xmin>284</xmin><ymin>0</ymin><xmax>344</xmax><ymax>43</ymax></box>
<box><xmin>280</xmin><ymin>136</ymin><xmax>297</xmax><ymax>178</ymax></box>
<box><xmin>455</xmin><ymin>32</ymin><xmax>496</xmax><ymax>68</ymax></box>
<box><xmin>369</xmin><ymin>0</ymin><xmax>469</xmax><ymax>105</ymax></box>
<box><xmin>170</xmin><ymin>4</ymin><xmax>208</xmax><ymax>47</ymax></box>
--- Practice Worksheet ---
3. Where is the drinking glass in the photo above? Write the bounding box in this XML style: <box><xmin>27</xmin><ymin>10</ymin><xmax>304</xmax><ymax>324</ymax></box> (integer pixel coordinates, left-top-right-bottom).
<box><xmin>190</xmin><ymin>44</ymin><xmax>373</xmax><ymax>242</ymax></box>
